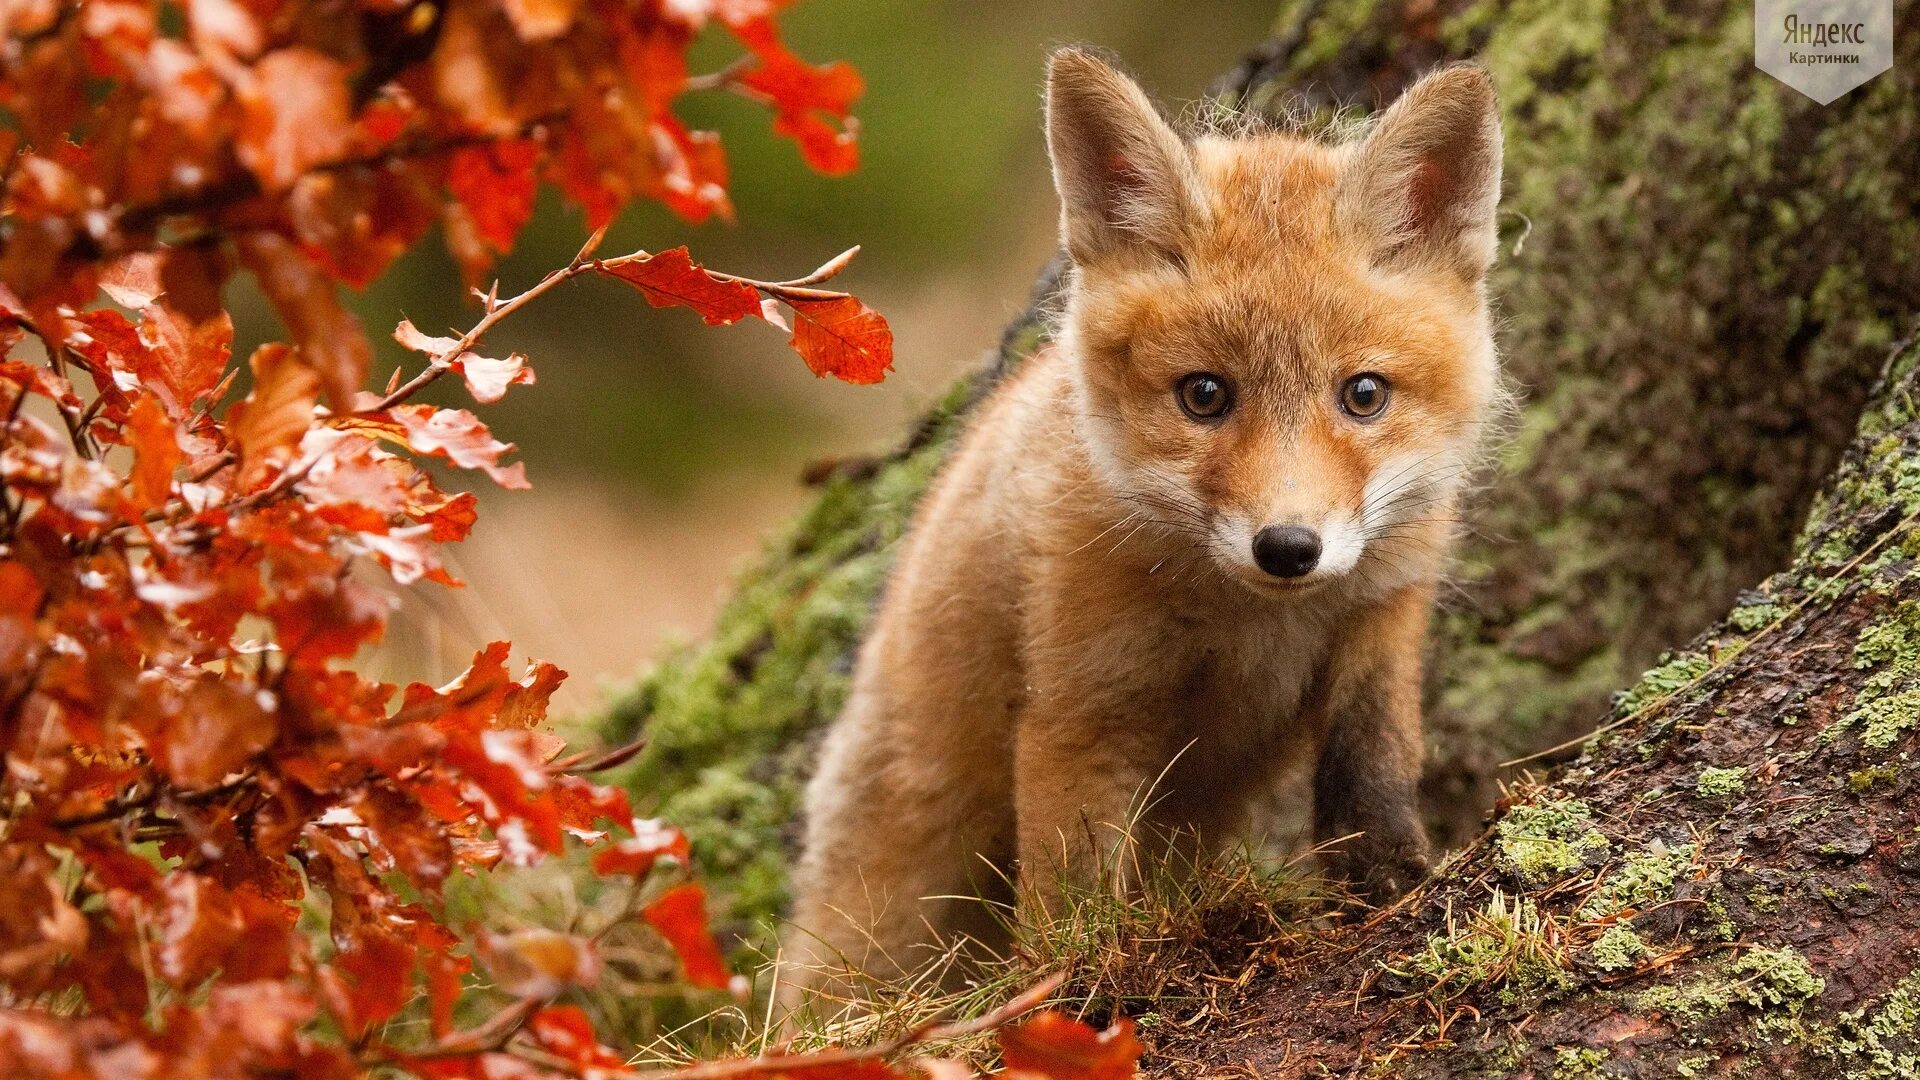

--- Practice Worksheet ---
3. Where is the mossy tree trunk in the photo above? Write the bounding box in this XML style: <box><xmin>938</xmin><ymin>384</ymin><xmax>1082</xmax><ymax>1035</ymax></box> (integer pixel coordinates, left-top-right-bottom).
<box><xmin>1152</xmin><ymin>329</ymin><xmax>1920</xmax><ymax>1077</ymax></box>
<box><xmin>594</xmin><ymin>0</ymin><xmax>1920</xmax><ymax>947</ymax></box>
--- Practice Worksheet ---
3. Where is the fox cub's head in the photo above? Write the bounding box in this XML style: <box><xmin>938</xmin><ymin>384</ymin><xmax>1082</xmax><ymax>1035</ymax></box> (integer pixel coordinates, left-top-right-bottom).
<box><xmin>1045</xmin><ymin>49</ymin><xmax>1502</xmax><ymax>597</ymax></box>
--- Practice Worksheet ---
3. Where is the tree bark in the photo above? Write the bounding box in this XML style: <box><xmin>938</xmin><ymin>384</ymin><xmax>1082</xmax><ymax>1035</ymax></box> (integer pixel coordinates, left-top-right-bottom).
<box><xmin>593</xmin><ymin>0</ymin><xmax>1920</xmax><ymax>950</ymax></box>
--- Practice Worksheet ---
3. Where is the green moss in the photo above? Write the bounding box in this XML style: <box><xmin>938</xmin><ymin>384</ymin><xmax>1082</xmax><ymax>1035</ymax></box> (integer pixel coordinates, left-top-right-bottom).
<box><xmin>1635</xmin><ymin>945</ymin><xmax>1825</xmax><ymax>1026</ymax></box>
<box><xmin>1387</xmin><ymin>891</ymin><xmax>1574</xmax><ymax>1007</ymax></box>
<box><xmin>1849</xmin><ymin>763</ymin><xmax>1901</xmax><ymax>794</ymax></box>
<box><xmin>1801</xmin><ymin>970</ymin><xmax>1920</xmax><ymax>1078</ymax></box>
<box><xmin>1588</xmin><ymin>924</ymin><xmax>1648</xmax><ymax>973</ymax></box>
<box><xmin>1552</xmin><ymin>1045</ymin><xmax>1610</xmax><ymax>1078</ymax></box>
<box><xmin>1577</xmin><ymin>841</ymin><xmax>1696</xmax><ymax>920</ymax></box>
<box><xmin>1697</xmin><ymin>765</ymin><xmax>1749</xmax><ymax>800</ymax></box>
<box><xmin>1729</xmin><ymin>598</ymin><xmax>1785</xmax><ymax>632</ymax></box>
<box><xmin>1855</xmin><ymin>599</ymin><xmax>1920</xmax><ymax>669</ymax></box>
<box><xmin>1841</xmin><ymin>690</ymin><xmax>1920</xmax><ymax>751</ymax></box>
<box><xmin>1825</xmin><ymin>598</ymin><xmax>1920</xmax><ymax>753</ymax></box>
<box><xmin>1617</xmin><ymin>651</ymin><xmax>1714</xmax><ymax>716</ymax></box>
<box><xmin>1495</xmin><ymin>797</ymin><xmax>1611</xmax><ymax>887</ymax></box>
<box><xmin>1734</xmin><ymin>946</ymin><xmax>1827</xmax><ymax>1011</ymax></box>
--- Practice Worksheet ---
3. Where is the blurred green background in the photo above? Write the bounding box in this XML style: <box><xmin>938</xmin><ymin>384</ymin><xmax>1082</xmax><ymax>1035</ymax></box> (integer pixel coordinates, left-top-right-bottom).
<box><xmin>265</xmin><ymin>1</ymin><xmax>1280</xmax><ymax>708</ymax></box>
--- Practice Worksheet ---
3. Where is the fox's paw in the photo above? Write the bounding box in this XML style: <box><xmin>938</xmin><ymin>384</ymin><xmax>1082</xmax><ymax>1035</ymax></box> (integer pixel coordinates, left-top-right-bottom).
<box><xmin>1326</xmin><ymin>836</ymin><xmax>1431</xmax><ymax>906</ymax></box>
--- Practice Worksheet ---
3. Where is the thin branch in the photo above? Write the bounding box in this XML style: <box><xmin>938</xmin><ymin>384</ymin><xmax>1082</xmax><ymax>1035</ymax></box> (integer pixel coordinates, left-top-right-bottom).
<box><xmin>684</xmin><ymin>55</ymin><xmax>756</xmax><ymax>93</ymax></box>
<box><xmin>50</xmin><ymin>770</ymin><xmax>256</xmax><ymax>830</ymax></box>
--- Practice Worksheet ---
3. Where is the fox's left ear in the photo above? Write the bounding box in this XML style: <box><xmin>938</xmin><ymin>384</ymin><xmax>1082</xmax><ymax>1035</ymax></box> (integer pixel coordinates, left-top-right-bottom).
<box><xmin>1336</xmin><ymin>63</ymin><xmax>1503</xmax><ymax>282</ymax></box>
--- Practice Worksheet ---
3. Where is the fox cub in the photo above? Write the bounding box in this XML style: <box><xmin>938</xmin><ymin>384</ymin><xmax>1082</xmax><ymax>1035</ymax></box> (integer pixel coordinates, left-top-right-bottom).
<box><xmin>786</xmin><ymin>50</ymin><xmax>1503</xmax><ymax>997</ymax></box>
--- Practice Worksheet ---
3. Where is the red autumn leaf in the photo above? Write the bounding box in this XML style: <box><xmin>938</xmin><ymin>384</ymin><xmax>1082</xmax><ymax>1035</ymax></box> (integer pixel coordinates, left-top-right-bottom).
<box><xmin>599</xmin><ymin>247</ymin><xmax>764</xmax><ymax>326</ymax></box>
<box><xmin>235</xmin><ymin>47</ymin><xmax>354</xmax><ymax>193</ymax></box>
<box><xmin>0</xmin><ymin>359</ymin><xmax>81</xmax><ymax>410</ymax></box>
<box><xmin>999</xmin><ymin>1013</ymin><xmax>1145</xmax><ymax>1080</ymax></box>
<box><xmin>729</xmin><ymin>15</ymin><xmax>864</xmax><ymax>175</ymax></box>
<box><xmin>148</xmin><ymin>875</ymin><xmax>298</xmax><ymax>989</ymax></box>
<box><xmin>735</xmin><ymin>24</ymin><xmax>865</xmax><ymax>116</ymax></box>
<box><xmin>552</xmin><ymin>773</ymin><xmax>633</xmax><ymax>837</ymax></box>
<box><xmin>363</xmin><ymin>524</ymin><xmax>458</xmax><ymax>587</ymax></box>
<box><xmin>650</xmin><ymin>116</ymin><xmax>735</xmax><ymax>224</ymax></box>
<box><xmin>295</xmin><ymin>431</ymin><xmax>415</xmax><ymax>524</ymax></box>
<box><xmin>289</xmin><ymin>160</ymin><xmax>441</xmax><ymax>289</ymax></box>
<box><xmin>497</xmin><ymin>658</ymin><xmax>566</xmax><ymax>729</ymax></box>
<box><xmin>417</xmin><ymin>489</ymin><xmax>480</xmax><ymax>542</ymax></box>
<box><xmin>785</xmin><ymin>294</ymin><xmax>892</xmax><ymax>384</ymax></box>
<box><xmin>642</xmin><ymin>882</ymin><xmax>731</xmax><ymax>990</ymax></box>
<box><xmin>396</xmin><ymin>640</ymin><xmax>514</xmax><ymax>731</ymax></box>
<box><xmin>441</xmin><ymin>731</ymin><xmax>565</xmax><ymax>858</ymax></box>
<box><xmin>334</xmin><ymin>927</ymin><xmax>416</xmax><ymax>1034</ymax></box>
<box><xmin>238</xmin><ymin>232</ymin><xmax>372</xmax><ymax>409</ymax></box>
<box><xmin>143</xmin><ymin>671</ymin><xmax>277</xmax><ymax>789</ymax></box>
<box><xmin>390</xmin><ymin>405</ymin><xmax>530</xmax><ymax>489</ymax></box>
<box><xmin>446</xmin><ymin>139</ymin><xmax>542</xmax><ymax>282</ymax></box>
<box><xmin>549</xmin><ymin>121</ymin><xmax>628</xmax><ymax>231</ymax></box>
<box><xmin>525</xmin><ymin>1005</ymin><xmax>627</xmax><ymax>1070</ymax></box>
<box><xmin>351</xmin><ymin>786</ymin><xmax>455</xmax><ymax>893</ymax></box>
<box><xmin>775</xmin><ymin>109</ymin><xmax>861</xmax><ymax>176</ymax></box>
<box><xmin>267</xmin><ymin>576</ymin><xmax>390</xmax><ymax>667</ymax></box>
<box><xmin>229</xmin><ymin>342</ymin><xmax>321</xmax><ymax>487</ymax></box>
<box><xmin>424</xmin><ymin>949</ymin><xmax>469</xmax><ymax>1038</ymax></box>
<box><xmin>591</xmin><ymin>819</ymin><xmax>689</xmax><ymax>878</ymax></box>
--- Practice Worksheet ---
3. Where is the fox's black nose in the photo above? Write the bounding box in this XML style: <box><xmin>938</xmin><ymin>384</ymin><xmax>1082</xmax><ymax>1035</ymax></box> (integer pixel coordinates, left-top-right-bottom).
<box><xmin>1252</xmin><ymin>525</ymin><xmax>1321</xmax><ymax>579</ymax></box>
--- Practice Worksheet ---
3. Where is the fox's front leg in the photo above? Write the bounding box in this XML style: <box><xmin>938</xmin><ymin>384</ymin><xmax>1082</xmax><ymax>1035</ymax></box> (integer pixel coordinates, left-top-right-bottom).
<box><xmin>1312</xmin><ymin>587</ymin><xmax>1433</xmax><ymax>903</ymax></box>
<box><xmin>1012</xmin><ymin>710</ymin><xmax>1170</xmax><ymax>921</ymax></box>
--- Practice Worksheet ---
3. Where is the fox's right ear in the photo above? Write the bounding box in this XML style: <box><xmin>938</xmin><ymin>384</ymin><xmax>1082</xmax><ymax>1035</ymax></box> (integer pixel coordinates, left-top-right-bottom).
<box><xmin>1045</xmin><ymin>48</ymin><xmax>1205</xmax><ymax>267</ymax></box>
<box><xmin>1336</xmin><ymin>63</ymin><xmax>1503</xmax><ymax>283</ymax></box>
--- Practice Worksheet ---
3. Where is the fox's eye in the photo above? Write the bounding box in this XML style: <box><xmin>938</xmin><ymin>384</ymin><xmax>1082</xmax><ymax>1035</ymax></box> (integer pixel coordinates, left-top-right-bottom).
<box><xmin>1340</xmin><ymin>373</ymin><xmax>1390</xmax><ymax>420</ymax></box>
<box><xmin>1176</xmin><ymin>373</ymin><xmax>1232</xmax><ymax>421</ymax></box>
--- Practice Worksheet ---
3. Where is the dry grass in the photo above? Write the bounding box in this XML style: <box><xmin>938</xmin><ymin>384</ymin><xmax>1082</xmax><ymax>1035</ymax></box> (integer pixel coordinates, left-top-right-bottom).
<box><xmin>625</xmin><ymin>828</ymin><xmax>1335</xmax><ymax>1072</ymax></box>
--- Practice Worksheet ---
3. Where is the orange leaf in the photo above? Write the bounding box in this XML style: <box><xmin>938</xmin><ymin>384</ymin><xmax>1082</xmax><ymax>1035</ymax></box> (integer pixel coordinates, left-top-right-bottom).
<box><xmin>501</xmin><ymin>0</ymin><xmax>580</xmax><ymax>41</ymax></box>
<box><xmin>124</xmin><ymin>396</ymin><xmax>180</xmax><ymax>511</ymax></box>
<box><xmin>785</xmin><ymin>294</ymin><xmax>891</xmax><ymax>384</ymax></box>
<box><xmin>642</xmin><ymin>882</ymin><xmax>732</xmax><ymax>990</ymax></box>
<box><xmin>599</xmin><ymin>247</ymin><xmax>763</xmax><ymax>326</ymax></box>
<box><xmin>483</xmin><ymin>928</ymin><xmax>599</xmax><ymax>998</ymax></box>
<box><xmin>238</xmin><ymin>232</ymin><xmax>372</xmax><ymax>408</ymax></box>
<box><xmin>390</xmin><ymin>405</ymin><xmax>529</xmax><ymax>489</ymax></box>
<box><xmin>999</xmin><ymin>1013</ymin><xmax>1144</xmax><ymax>1080</ymax></box>
<box><xmin>236</xmin><ymin>47</ymin><xmax>353</xmax><ymax>192</ymax></box>
<box><xmin>229</xmin><ymin>343</ymin><xmax>320</xmax><ymax>488</ymax></box>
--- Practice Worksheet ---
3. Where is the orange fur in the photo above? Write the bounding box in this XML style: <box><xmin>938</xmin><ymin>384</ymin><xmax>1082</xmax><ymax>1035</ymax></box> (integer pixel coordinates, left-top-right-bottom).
<box><xmin>782</xmin><ymin>50</ymin><xmax>1503</xmax><ymax>1010</ymax></box>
